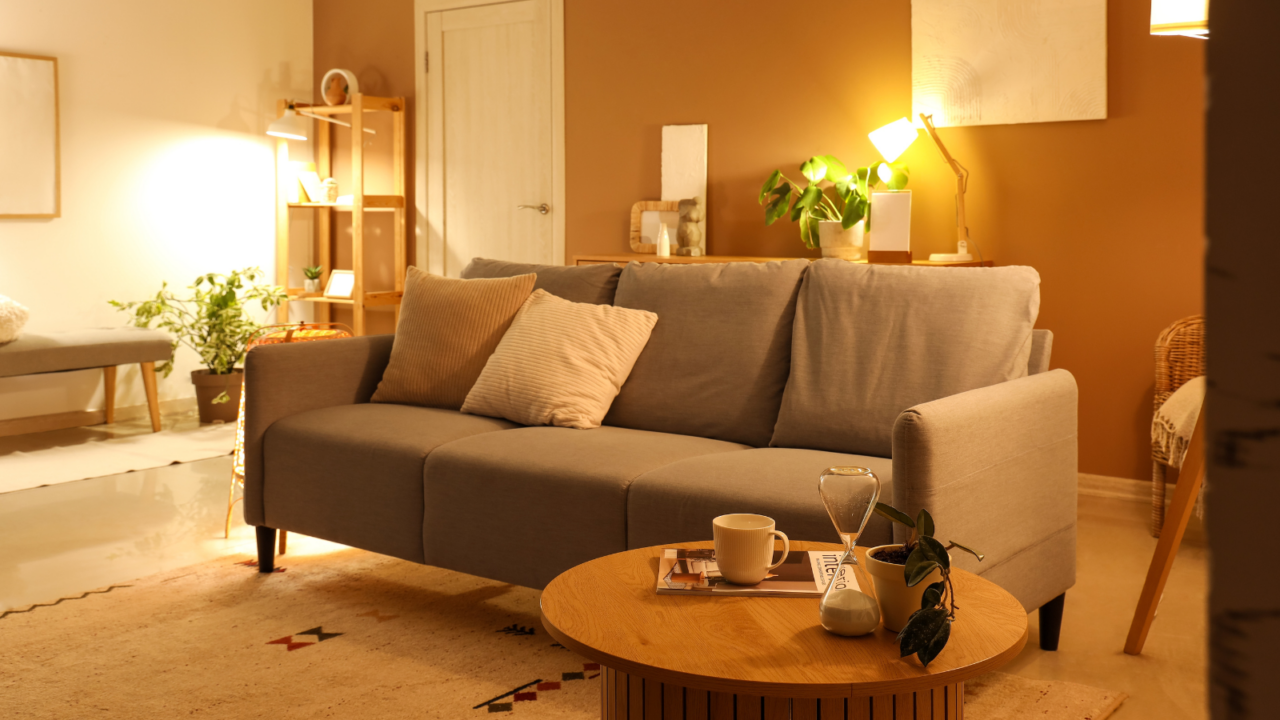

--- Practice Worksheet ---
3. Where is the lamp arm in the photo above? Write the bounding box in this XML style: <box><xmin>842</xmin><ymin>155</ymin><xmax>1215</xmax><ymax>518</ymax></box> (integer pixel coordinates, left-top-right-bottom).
<box><xmin>919</xmin><ymin>113</ymin><xmax>970</xmax><ymax>248</ymax></box>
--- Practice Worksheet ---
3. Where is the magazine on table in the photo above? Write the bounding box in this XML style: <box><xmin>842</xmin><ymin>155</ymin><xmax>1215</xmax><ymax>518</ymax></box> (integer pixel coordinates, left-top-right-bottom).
<box><xmin>655</xmin><ymin>547</ymin><xmax>856</xmax><ymax>597</ymax></box>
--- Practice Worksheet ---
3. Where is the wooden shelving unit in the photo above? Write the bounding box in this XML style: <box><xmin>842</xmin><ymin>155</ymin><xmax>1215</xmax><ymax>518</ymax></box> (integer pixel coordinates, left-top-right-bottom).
<box><xmin>274</xmin><ymin>94</ymin><xmax>407</xmax><ymax>335</ymax></box>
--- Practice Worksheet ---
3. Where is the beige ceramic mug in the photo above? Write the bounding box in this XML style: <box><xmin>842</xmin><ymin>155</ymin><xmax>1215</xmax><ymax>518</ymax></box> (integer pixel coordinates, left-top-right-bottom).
<box><xmin>712</xmin><ymin>514</ymin><xmax>790</xmax><ymax>585</ymax></box>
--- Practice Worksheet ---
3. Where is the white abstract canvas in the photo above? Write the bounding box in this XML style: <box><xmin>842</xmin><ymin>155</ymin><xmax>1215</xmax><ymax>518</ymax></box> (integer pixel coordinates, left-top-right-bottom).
<box><xmin>912</xmin><ymin>0</ymin><xmax>1107</xmax><ymax>127</ymax></box>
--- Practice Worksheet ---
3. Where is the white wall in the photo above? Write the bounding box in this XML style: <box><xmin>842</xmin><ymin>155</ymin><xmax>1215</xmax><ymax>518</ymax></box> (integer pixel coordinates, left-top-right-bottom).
<box><xmin>0</xmin><ymin>0</ymin><xmax>313</xmax><ymax>420</ymax></box>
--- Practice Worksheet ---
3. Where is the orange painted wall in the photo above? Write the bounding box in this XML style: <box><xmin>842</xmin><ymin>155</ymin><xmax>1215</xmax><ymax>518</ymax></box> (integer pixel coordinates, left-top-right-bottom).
<box><xmin>314</xmin><ymin>0</ymin><xmax>1204</xmax><ymax>479</ymax></box>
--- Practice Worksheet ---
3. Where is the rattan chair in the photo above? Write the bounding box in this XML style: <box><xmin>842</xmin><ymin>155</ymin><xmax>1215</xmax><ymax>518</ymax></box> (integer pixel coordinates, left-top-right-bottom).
<box><xmin>1150</xmin><ymin>315</ymin><xmax>1205</xmax><ymax>537</ymax></box>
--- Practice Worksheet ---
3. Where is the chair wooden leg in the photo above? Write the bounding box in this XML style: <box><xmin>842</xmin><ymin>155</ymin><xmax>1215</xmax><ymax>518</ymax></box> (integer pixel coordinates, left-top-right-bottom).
<box><xmin>256</xmin><ymin>526</ymin><xmax>277</xmax><ymax>573</ymax></box>
<box><xmin>1151</xmin><ymin>461</ymin><xmax>1168</xmax><ymax>537</ymax></box>
<box><xmin>279</xmin><ymin>529</ymin><xmax>288</xmax><ymax>555</ymax></box>
<box><xmin>1126</xmin><ymin>413</ymin><xmax>1206</xmax><ymax>655</ymax></box>
<box><xmin>102</xmin><ymin>366</ymin><xmax>117</xmax><ymax>424</ymax></box>
<box><xmin>139</xmin><ymin>361</ymin><xmax>161</xmax><ymax>432</ymax></box>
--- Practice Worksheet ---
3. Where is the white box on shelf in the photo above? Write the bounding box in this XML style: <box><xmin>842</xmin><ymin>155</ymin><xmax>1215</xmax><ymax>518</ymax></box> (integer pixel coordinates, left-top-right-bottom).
<box><xmin>869</xmin><ymin>191</ymin><xmax>912</xmax><ymax>262</ymax></box>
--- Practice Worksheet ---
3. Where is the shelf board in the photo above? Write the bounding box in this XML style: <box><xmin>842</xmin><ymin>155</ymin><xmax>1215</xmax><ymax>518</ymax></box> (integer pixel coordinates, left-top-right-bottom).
<box><xmin>295</xmin><ymin>96</ymin><xmax>403</xmax><ymax>115</ymax></box>
<box><xmin>288</xmin><ymin>195</ymin><xmax>404</xmax><ymax>212</ymax></box>
<box><xmin>286</xmin><ymin>290</ymin><xmax>403</xmax><ymax>307</ymax></box>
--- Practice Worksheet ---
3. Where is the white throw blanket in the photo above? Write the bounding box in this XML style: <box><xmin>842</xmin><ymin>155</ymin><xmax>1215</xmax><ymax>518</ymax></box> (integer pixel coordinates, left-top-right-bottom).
<box><xmin>1152</xmin><ymin>375</ymin><xmax>1206</xmax><ymax>514</ymax></box>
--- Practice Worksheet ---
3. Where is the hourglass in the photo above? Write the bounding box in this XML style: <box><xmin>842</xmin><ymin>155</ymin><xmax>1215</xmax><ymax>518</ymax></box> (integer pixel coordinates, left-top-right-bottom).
<box><xmin>817</xmin><ymin>466</ymin><xmax>882</xmax><ymax>636</ymax></box>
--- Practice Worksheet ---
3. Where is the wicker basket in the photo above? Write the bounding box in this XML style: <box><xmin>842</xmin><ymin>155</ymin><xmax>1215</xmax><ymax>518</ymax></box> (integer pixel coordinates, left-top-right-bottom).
<box><xmin>1151</xmin><ymin>315</ymin><xmax>1205</xmax><ymax>536</ymax></box>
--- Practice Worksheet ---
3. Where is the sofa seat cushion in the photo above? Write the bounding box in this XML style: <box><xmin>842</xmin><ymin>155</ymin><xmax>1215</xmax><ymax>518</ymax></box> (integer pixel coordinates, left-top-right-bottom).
<box><xmin>264</xmin><ymin>403</ymin><xmax>518</xmax><ymax>563</ymax></box>
<box><xmin>605</xmin><ymin>259</ymin><xmax>809</xmax><ymax>447</ymax></box>
<box><xmin>423</xmin><ymin>426</ymin><xmax>748</xmax><ymax>588</ymax></box>
<box><xmin>626</xmin><ymin>448</ymin><xmax>895</xmax><ymax>551</ymax></box>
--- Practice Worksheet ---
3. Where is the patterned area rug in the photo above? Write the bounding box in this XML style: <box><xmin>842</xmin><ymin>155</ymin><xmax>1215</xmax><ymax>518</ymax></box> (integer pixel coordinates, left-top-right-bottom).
<box><xmin>0</xmin><ymin>548</ymin><xmax>1124</xmax><ymax>719</ymax></box>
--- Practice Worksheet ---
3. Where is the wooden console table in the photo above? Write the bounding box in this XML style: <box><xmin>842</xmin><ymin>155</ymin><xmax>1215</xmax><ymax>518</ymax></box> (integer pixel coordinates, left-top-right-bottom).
<box><xmin>574</xmin><ymin>254</ymin><xmax>992</xmax><ymax>268</ymax></box>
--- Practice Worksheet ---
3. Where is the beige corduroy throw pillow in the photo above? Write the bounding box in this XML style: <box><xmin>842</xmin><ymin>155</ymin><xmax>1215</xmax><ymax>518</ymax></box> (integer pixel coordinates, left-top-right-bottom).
<box><xmin>461</xmin><ymin>289</ymin><xmax>658</xmax><ymax>429</ymax></box>
<box><xmin>371</xmin><ymin>267</ymin><xmax>536</xmax><ymax>410</ymax></box>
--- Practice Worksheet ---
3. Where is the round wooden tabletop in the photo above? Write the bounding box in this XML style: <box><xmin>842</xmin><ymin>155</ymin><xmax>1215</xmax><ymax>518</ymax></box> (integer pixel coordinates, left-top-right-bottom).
<box><xmin>541</xmin><ymin>541</ymin><xmax>1028</xmax><ymax>698</ymax></box>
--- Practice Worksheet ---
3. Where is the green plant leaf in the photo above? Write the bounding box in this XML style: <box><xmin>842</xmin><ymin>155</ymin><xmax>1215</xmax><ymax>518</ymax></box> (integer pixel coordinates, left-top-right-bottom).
<box><xmin>897</xmin><ymin>606</ymin><xmax>948</xmax><ymax>658</ymax></box>
<box><xmin>887</xmin><ymin>162</ymin><xmax>910</xmax><ymax>191</ymax></box>
<box><xmin>949</xmin><ymin>542</ymin><xmax>985</xmax><ymax>562</ymax></box>
<box><xmin>915</xmin><ymin>509</ymin><xmax>935</xmax><ymax>538</ymax></box>
<box><xmin>800</xmin><ymin>157</ymin><xmax>828</xmax><ymax>183</ymax></box>
<box><xmin>764</xmin><ymin>185</ymin><xmax>791</xmax><ymax>225</ymax></box>
<box><xmin>904</xmin><ymin>547</ymin><xmax>940</xmax><ymax>587</ymax></box>
<box><xmin>873</xmin><ymin>502</ymin><xmax>915</xmax><ymax>528</ymax></box>
<box><xmin>854</xmin><ymin>166</ymin><xmax>872</xmax><ymax>197</ymax></box>
<box><xmin>921</xmin><ymin>581</ymin><xmax>946</xmax><ymax>610</ymax></box>
<box><xmin>917</xmin><ymin>616</ymin><xmax>951</xmax><ymax>666</ymax></box>
<box><xmin>759</xmin><ymin>170</ymin><xmax>781</xmax><ymax>204</ymax></box>
<box><xmin>817</xmin><ymin>155</ymin><xmax>850</xmax><ymax>184</ymax></box>
<box><xmin>806</xmin><ymin>212</ymin><xmax>821</xmax><ymax>248</ymax></box>
<box><xmin>919</xmin><ymin>536</ymin><xmax>951</xmax><ymax>571</ymax></box>
<box><xmin>799</xmin><ymin>209</ymin><xmax>813</xmax><ymax>248</ymax></box>
<box><xmin>797</xmin><ymin>184</ymin><xmax>822</xmax><ymax>212</ymax></box>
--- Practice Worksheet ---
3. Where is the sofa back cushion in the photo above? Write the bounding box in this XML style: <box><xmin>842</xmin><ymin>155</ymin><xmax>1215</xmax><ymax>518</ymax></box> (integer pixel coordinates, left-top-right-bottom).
<box><xmin>604</xmin><ymin>260</ymin><xmax>809</xmax><ymax>447</ymax></box>
<box><xmin>371</xmin><ymin>267</ymin><xmax>535</xmax><ymax>410</ymax></box>
<box><xmin>770</xmin><ymin>261</ymin><xmax>1041</xmax><ymax>457</ymax></box>
<box><xmin>461</xmin><ymin>257</ymin><xmax>622</xmax><ymax>305</ymax></box>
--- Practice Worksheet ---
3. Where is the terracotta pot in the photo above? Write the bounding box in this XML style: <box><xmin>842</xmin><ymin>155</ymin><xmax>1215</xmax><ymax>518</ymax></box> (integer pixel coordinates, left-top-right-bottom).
<box><xmin>191</xmin><ymin>368</ymin><xmax>244</xmax><ymax>424</ymax></box>
<box><xmin>864</xmin><ymin>544</ymin><xmax>947</xmax><ymax>632</ymax></box>
<box><xmin>818</xmin><ymin>220</ymin><xmax>864</xmax><ymax>260</ymax></box>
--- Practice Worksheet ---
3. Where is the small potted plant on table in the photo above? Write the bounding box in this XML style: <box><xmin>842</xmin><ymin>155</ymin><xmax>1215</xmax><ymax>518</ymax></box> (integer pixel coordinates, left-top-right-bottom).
<box><xmin>303</xmin><ymin>265</ymin><xmax>323</xmax><ymax>293</ymax></box>
<box><xmin>866</xmin><ymin>503</ymin><xmax>984</xmax><ymax>666</ymax></box>
<box><xmin>758</xmin><ymin>156</ymin><xmax>908</xmax><ymax>259</ymax></box>
<box><xmin>111</xmin><ymin>267</ymin><xmax>286</xmax><ymax>424</ymax></box>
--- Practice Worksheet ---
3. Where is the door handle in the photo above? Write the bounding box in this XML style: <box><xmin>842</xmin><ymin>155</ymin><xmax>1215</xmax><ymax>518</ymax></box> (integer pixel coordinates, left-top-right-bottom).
<box><xmin>517</xmin><ymin>203</ymin><xmax>550</xmax><ymax>215</ymax></box>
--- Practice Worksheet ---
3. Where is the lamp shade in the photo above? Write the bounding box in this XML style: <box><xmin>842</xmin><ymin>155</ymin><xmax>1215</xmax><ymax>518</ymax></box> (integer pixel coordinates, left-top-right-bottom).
<box><xmin>868</xmin><ymin>118</ymin><xmax>919</xmax><ymax>164</ymax></box>
<box><xmin>266</xmin><ymin>109</ymin><xmax>309</xmax><ymax>141</ymax></box>
<box><xmin>1151</xmin><ymin>0</ymin><xmax>1208</xmax><ymax>37</ymax></box>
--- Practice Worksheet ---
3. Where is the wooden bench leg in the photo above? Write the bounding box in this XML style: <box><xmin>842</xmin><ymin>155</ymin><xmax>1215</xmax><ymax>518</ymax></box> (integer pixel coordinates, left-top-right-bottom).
<box><xmin>103</xmin><ymin>366</ymin><xmax>117</xmax><ymax>424</ymax></box>
<box><xmin>140</xmin><ymin>361</ymin><xmax>161</xmax><ymax>432</ymax></box>
<box><xmin>1125</xmin><ymin>412</ymin><xmax>1206</xmax><ymax>655</ymax></box>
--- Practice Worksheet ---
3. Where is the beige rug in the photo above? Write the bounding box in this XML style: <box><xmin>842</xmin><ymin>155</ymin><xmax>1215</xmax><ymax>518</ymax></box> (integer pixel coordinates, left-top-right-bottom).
<box><xmin>0</xmin><ymin>424</ymin><xmax>236</xmax><ymax>494</ymax></box>
<box><xmin>0</xmin><ymin>548</ymin><xmax>1124</xmax><ymax>720</ymax></box>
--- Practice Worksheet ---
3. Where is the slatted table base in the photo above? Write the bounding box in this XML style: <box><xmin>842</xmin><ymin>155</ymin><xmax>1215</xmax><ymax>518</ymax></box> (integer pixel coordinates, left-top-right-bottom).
<box><xmin>601</xmin><ymin>667</ymin><xmax>962</xmax><ymax>720</ymax></box>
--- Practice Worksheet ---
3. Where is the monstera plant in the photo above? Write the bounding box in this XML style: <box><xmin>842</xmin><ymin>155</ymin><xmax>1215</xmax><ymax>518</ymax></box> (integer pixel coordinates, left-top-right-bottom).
<box><xmin>758</xmin><ymin>155</ymin><xmax>909</xmax><ymax>249</ymax></box>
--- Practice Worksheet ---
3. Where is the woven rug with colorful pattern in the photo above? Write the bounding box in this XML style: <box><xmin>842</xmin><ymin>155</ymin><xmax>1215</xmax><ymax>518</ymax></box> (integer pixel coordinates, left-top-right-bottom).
<box><xmin>0</xmin><ymin>547</ymin><xmax>1124</xmax><ymax>719</ymax></box>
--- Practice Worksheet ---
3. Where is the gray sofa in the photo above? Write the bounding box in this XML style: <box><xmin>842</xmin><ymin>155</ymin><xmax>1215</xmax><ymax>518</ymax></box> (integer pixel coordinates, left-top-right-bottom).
<box><xmin>243</xmin><ymin>258</ymin><xmax>1077</xmax><ymax>650</ymax></box>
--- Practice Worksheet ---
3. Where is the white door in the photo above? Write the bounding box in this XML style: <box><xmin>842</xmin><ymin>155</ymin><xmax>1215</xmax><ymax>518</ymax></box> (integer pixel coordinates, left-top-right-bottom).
<box><xmin>418</xmin><ymin>0</ymin><xmax>563</xmax><ymax>277</ymax></box>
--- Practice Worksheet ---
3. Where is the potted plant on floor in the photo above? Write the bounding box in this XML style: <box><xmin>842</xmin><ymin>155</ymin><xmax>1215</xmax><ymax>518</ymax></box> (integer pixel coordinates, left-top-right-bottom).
<box><xmin>111</xmin><ymin>267</ymin><xmax>286</xmax><ymax>424</ymax></box>
<box><xmin>865</xmin><ymin>503</ymin><xmax>984</xmax><ymax>666</ymax></box>
<box><xmin>758</xmin><ymin>156</ymin><xmax>909</xmax><ymax>259</ymax></box>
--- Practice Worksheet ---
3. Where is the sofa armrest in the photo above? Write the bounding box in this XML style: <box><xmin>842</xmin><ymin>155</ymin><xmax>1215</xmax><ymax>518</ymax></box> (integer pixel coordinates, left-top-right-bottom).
<box><xmin>891</xmin><ymin>368</ymin><xmax>1078</xmax><ymax>611</ymax></box>
<box><xmin>243</xmin><ymin>334</ymin><xmax>394</xmax><ymax>525</ymax></box>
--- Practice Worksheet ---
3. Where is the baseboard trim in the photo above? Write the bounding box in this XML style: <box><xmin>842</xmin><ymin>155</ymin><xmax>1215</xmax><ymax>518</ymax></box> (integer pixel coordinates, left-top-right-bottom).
<box><xmin>0</xmin><ymin>398</ymin><xmax>197</xmax><ymax>438</ymax></box>
<box><xmin>1078</xmin><ymin>472</ymin><xmax>1149</xmax><ymax>503</ymax></box>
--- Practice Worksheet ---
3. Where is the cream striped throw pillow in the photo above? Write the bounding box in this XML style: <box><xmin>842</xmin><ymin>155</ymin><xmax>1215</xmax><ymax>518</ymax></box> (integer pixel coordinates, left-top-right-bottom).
<box><xmin>461</xmin><ymin>289</ymin><xmax>658</xmax><ymax>429</ymax></box>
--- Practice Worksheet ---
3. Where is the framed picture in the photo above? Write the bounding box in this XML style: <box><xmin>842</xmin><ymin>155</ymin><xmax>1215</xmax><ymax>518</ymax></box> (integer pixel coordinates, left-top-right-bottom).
<box><xmin>324</xmin><ymin>270</ymin><xmax>356</xmax><ymax>299</ymax></box>
<box><xmin>629</xmin><ymin>201</ymin><xmax>680</xmax><ymax>254</ymax></box>
<box><xmin>0</xmin><ymin>52</ymin><xmax>60</xmax><ymax>218</ymax></box>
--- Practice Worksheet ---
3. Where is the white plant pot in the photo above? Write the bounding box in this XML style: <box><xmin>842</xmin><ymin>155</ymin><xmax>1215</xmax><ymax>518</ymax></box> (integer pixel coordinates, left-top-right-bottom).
<box><xmin>864</xmin><ymin>544</ymin><xmax>948</xmax><ymax>632</ymax></box>
<box><xmin>818</xmin><ymin>221</ymin><xmax>864</xmax><ymax>261</ymax></box>
<box><xmin>304</xmin><ymin>278</ymin><xmax>320</xmax><ymax>293</ymax></box>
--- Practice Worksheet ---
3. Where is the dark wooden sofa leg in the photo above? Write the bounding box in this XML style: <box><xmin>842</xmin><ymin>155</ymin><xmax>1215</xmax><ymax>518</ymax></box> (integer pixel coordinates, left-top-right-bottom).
<box><xmin>256</xmin><ymin>526</ymin><xmax>277</xmax><ymax>573</ymax></box>
<box><xmin>1039</xmin><ymin>592</ymin><xmax>1066</xmax><ymax>651</ymax></box>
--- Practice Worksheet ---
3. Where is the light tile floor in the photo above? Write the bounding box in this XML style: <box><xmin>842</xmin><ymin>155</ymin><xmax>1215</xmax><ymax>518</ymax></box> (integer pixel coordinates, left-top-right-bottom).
<box><xmin>0</xmin><ymin>417</ymin><xmax>1206</xmax><ymax>718</ymax></box>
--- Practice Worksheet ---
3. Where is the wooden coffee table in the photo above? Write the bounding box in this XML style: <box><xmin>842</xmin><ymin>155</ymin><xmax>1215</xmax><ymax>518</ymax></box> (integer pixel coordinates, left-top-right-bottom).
<box><xmin>541</xmin><ymin>541</ymin><xmax>1027</xmax><ymax>720</ymax></box>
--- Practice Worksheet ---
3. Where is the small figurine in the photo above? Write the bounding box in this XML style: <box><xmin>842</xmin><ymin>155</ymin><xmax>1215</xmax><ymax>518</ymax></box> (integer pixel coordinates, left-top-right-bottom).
<box><xmin>676</xmin><ymin>196</ymin><xmax>705</xmax><ymax>256</ymax></box>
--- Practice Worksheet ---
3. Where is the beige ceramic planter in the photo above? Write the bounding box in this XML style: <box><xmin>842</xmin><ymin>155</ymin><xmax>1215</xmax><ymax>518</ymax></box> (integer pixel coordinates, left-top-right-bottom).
<box><xmin>864</xmin><ymin>544</ymin><xmax>946</xmax><ymax>632</ymax></box>
<box><xmin>818</xmin><ymin>220</ymin><xmax>864</xmax><ymax>260</ymax></box>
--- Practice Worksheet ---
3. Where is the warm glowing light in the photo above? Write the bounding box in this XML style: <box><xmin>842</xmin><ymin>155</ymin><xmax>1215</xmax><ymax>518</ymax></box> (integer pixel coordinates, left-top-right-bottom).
<box><xmin>877</xmin><ymin>163</ymin><xmax>893</xmax><ymax>184</ymax></box>
<box><xmin>868</xmin><ymin>118</ymin><xmax>920</xmax><ymax>163</ymax></box>
<box><xmin>1151</xmin><ymin>0</ymin><xmax>1208</xmax><ymax>38</ymax></box>
<box><xmin>266</xmin><ymin>109</ymin><xmax>309</xmax><ymax>140</ymax></box>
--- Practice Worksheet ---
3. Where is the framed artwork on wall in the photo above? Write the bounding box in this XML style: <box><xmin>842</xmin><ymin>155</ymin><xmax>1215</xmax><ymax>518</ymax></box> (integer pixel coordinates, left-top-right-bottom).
<box><xmin>912</xmin><ymin>0</ymin><xmax>1107</xmax><ymax>127</ymax></box>
<box><xmin>0</xmin><ymin>52</ymin><xmax>60</xmax><ymax>218</ymax></box>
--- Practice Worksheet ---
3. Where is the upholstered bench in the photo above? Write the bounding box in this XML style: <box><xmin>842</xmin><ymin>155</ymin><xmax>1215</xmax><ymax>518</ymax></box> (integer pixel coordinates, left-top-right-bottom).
<box><xmin>0</xmin><ymin>328</ymin><xmax>172</xmax><ymax>432</ymax></box>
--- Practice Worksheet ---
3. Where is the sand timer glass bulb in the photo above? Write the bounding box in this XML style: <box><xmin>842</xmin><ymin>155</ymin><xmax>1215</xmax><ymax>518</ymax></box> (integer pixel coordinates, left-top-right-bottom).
<box><xmin>817</xmin><ymin>466</ymin><xmax>882</xmax><ymax>636</ymax></box>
